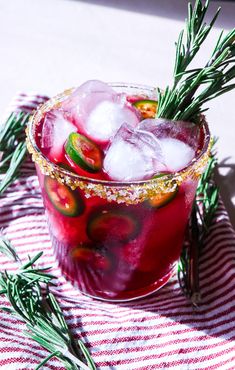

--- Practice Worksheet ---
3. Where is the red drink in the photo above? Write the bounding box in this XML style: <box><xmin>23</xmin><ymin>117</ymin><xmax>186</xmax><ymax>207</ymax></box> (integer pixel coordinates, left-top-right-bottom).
<box><xmin>27</xmin><ymin>82</ymin><xmax>210</xmax><ymax>301</ymax></box>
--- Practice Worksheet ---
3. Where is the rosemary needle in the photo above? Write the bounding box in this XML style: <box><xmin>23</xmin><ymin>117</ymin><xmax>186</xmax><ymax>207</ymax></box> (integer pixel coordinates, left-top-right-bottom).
<box><xmin>0</xmin><ymin>234</ymin><xmax>96</xmax><ymax>370</ymax></box>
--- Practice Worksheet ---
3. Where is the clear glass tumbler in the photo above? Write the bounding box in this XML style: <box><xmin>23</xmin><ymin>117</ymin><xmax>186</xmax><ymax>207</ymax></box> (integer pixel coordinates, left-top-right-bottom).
<box><xmin>26</xmin><ymin>83</ymin><xmax>211</xmax><ymax>301</ymax></box>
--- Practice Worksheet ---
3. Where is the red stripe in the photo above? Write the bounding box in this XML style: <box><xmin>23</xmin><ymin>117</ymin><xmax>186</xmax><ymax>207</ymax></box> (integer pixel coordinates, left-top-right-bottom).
<box><xmin>91</xmin><ymin>334</ymin><xmax>235</xmax><ymax>357</ymax></box>
<box><xmin>61</xmin><ymin>291</ymin><xmax>235</xmax><ymax>323</ymax></box>
<box><xmin>204</xmin><ymin>359</ymin><xmax>235</xmax><ymax>370</ymax></box>
<box><xmin>200</xmin><ymin>255</ymin><xmax>235</xmax><ymax>283</ymax></box>
<box><xmin>201</xmin><ymin>234</ymin><xmax>235</xmax><ymax>259</ymax></box>
<box><xmin>15</xmin><ymin>93</ymin><xmax>49</xmax><ymax>100</ymax></box>
<box><xmin>67</xmin><ymin>314</ymin><xmax>235</xmax><ymax>343</ymax></box>
<box><xmin>94</xmin><ymin>338</ymin><xmax>235</xmax><ymax>364</ymax></box>
<box><xmin>136</xmin><ymin>355</ymin><xmax>235</xmax><ymax>370</ymax></box>
<box><xmin>0</xmin><ymin>358</ymin><xmax>63</xmax><ymax>370</ymax></box>
<box><xmin>96</xmin><ymin>346</ymin><xmax>235</xmax><ymax>368</ymax></box>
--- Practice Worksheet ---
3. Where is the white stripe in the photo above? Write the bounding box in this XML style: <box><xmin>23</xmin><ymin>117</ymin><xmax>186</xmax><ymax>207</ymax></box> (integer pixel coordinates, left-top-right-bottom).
<box><xmin>109</xmin><ymin>349</ymin><xmax>235</xmax><ymax>370</ymax></box>
<box><xmin>91</xmin><ymin>337</ymin><xmax>235</xmax><ymax>364</ymax></box>
<box><xmin>66</xmin><ymin>300</ymin><xmax>235</xmax><ymax>330</ymax></box>
<box><xmin>200</xmin><ymin>258</ymin><xmax>235</xmax><ymax>288</ymax></box>
<box><xmin>62</xmin><ymin>311</ymin><xmax>235</xmax><ymax>343</ymax></box>
<box><xmin>0</xmin><ymin>350</ymin><xmax>62</xmax><ymax>370</ymax></box>
<box><xmin>202</xmin><ymin>230</ymin><xmax>235</xmax><ymax>253</ymax></box>
<box><xmin>0</xmin><ymin>209</ymin><xmax>44</xmax><ymax>222</ymax></box>
<box><xmin>200</xmin><ymin>250</ymin><xmax>235</xmax><ymax>276</ymax></box>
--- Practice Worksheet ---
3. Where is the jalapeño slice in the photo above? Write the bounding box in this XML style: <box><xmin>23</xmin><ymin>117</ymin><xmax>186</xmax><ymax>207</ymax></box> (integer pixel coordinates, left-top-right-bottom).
<box><xmin>87</xmin><ymin>208</ymin><xmax>140</xmax><ymax>243</ymax></box>
<box><xmin>133</xmin><ymin>99</ymin><xmax>158</xmax><ymax>119</ymax></box>
<box><xmin>148</xmin><ymin>190</ymin><xmax>178</xmax><ymax>208</ymax></box>
<box><xmin>44</xmin><ymin>176</ymin><xmax>84</xmax><ymax>217</ymax></box>
<box><xmin>147</xmin><ymin>173</ymin><xmax>178</xmax><ymax>208</ymax></box>
<box><xmin>65</xmin><ymin>132</ymin><xmax>103</xmax><ymax>173</ymax></box>
<box><xmin>58</xmin><ymin>162</ymin><xmax>77</xmax><ymax>174</ymax></box>
<box><xmin>71</xmin><ymin>244</ymin><xmax>112</xmax><ymax>270</ymax></box>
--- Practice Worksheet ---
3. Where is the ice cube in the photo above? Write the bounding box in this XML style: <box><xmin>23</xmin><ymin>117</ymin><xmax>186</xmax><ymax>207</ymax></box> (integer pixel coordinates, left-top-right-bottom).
<box><xmin>41</xmin><ymin>110</ymin><xmax>77</xmax><ymax>162</ymax></box>
<box><xmin>137</xmin><ymin>117</ymin><xmax>198</xmax><ymax>171</ymax></box>
<box><xmin>62</xmin><ymin>80</ymin><xmax>140</xmax><ymax>143</ymax></box>
<box><xmin>86</xmin><ymin>100</ymin><xmax>139</xmax><ymax>142</ymax></box>
<box><xmin>159</xmin><ymin>137</ymin><xmax>195</xmax><ymax>172</ymax></box>
<box><xmin>63</xmin><ymin>80</ymin><xmax>115</xmax><ymax>112</ymax></box>
<box><xmin>103</xmin><ymin>124</ymin><xmax>166</xmax><ymax>181</ymax></box>
<box><xmin>138</xmin><ymin>118</ymin><xmax>199</xmax><ymax>150</ymax></box>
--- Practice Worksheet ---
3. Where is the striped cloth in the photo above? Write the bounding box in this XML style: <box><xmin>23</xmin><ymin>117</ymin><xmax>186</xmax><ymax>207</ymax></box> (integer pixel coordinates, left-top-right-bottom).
<box><xmin>0</xmin><ymin>94</ymin><xmax>235</xmax><ymax>370</ymax></box>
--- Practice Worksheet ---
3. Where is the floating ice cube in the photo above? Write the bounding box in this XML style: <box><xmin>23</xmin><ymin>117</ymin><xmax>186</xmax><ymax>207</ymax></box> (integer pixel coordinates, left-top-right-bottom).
<box><xmin>159</xmin><ymin>137</ymin><xmax>195</xmax><ymax>172</ymax></box>
<box><xmin>63</xmin><ymin>80</ymin><xmax>115</xmax><ymax>112</ymax></box>
<box><xmin>138</xmin><ymin>118</ymin><xmax>199</xmax><ymax>149</ymax></box>
<box><xmin>74</xmin><ymin>79</ymin><xmax>115</xmax><ymax>98</ymax></box>
<box><xmin>103</xmin><ymin>124</ymin><xmax>166</xmax><ymax>181</ymax></box>
<box><xmin>137</xmin><ymin>117</ymin><xmax>198</xmax><ymax>171</ymax></box>
<box><xmin>41</xmin><ymin>110</ymin><xmax>76</xmax><ymax>162</ymax></box>
<box><xmin>86</xmin><ymin>100</ymin><xmax>139</xmax><ymax>142</ymax></box>
<box><xmin>62</xmin><ymin>80</ymin><xmax>140</xmax><ymax>143</ymax></box>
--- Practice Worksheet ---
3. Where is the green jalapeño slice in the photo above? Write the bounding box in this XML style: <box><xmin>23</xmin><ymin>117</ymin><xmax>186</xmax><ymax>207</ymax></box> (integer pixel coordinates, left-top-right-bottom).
<box><xmin>65</xmin><ymin>132</ymin><xmax>103</xmax><ymax>173</ymax></box>
<box><xmin>147</xmin><ymin>173</ymin><xmax>178</xmax><ymax>208</ymax></box>
<box><xmin>44</xmin><ymin>176</ymin><xmax>84</xmax><ymax>217</ymax></box>
<box><xmin>133</xmin><ymin>99</ymin><xmax>158</xmax><ymax>119</ymax></box>
<box><xmin>148</xmin><ymin>190</ymin><xmax>178</xmax><ymax>208</ymax></box>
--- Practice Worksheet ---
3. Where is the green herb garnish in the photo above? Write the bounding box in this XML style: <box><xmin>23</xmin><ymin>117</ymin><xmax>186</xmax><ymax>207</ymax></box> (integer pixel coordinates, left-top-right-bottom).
<box><xmin>0</xmin><ymin>234</ymin><xmax>96</xmax><ymax>370</ymax></box>
<box><xmin>156</xmin><ymin>0</ymin><xmax>232</xmax><ymax>305</ymax></box>
<box><xmin>157</xmin><ymin>0</ymin><xmax>235</xmax><ymax>123</ymax></box>
<box><xmin>178</xmin><ymin>141</ymin><xmax>219</xmax><ymax>306</ymax></box>
<box><xmin>0</xmin><ymin>112</ymin><xmax>30</xmax><ymax>194</ymax></box>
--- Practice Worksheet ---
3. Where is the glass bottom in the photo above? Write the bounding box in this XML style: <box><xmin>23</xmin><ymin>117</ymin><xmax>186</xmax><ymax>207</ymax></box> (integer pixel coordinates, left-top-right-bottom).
<box><xmin>59</xmin><ymin>258</ymin><xmax>176</xmax><ymax>302</ymax></box>
<box><xmin>49</xmin><ymin>223</ymin><xmax>179</xmax><ymax>302</ymax></box>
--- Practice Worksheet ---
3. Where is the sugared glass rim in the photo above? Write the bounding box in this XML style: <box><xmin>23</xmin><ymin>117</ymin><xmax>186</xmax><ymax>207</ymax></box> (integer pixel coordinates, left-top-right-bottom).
<box><xmin>26</xmin><ymin>82</ymin><xmax>211</xmax><ymax>204</ymax></box>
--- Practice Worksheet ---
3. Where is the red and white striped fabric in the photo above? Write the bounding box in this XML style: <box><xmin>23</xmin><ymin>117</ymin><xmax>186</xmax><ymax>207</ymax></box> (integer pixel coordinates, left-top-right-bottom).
<box><xmin>0</xmin><ymin>93</ymin><xmax>235</xmax><ymax>370</ymax></box>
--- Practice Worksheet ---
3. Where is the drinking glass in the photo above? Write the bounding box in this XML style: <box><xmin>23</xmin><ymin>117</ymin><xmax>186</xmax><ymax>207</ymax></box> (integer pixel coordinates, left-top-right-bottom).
<box><xmin>26</xmin><ymin>83</ymin><xmax>211</xmax><ymax>301</ymax></box>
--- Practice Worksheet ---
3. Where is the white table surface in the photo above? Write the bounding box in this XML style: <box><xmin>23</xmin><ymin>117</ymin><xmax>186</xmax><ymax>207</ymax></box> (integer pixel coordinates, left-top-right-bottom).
<box><xmin>0</xmin><ymin>0</ymin><xmax>235</xmax><ymax>227</ymax></box>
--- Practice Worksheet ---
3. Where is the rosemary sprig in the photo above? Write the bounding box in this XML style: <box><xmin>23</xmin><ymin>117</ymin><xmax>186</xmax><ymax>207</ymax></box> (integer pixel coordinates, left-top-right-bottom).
<box><xmin>0</xmin><ymin>141</ymin><xmax>27</xmax><ymax>194</ymax></box>
<box><xmin>173</xmin><ymin>0</ymin><xmax>221</xmax><ymax>86</ymax></box>
<box><xmin>155</xmin><ymin>0</ymin><xmax>229</xmax><ymax>305</ymax></box>
<box><xmin>157</xmin><ymin>0</ymin><xmax>235</xmax><ymax>123</ymax></box>
<box><xmin>178</xmin><ymin>142</ymin><xmax>219</xmax><ymax>306</ymax></box>
<box><xmin>0</xmin><ymin>234</ymin><xmax>96</xmax><ymax>370</ymax></box>
<box><xmin>0</xmin><ymin>112</ymin><xmax>30</xmax><ymax>195</ymax></box>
